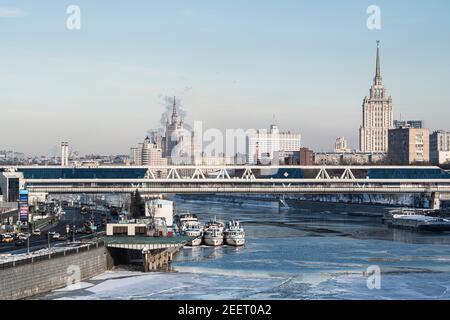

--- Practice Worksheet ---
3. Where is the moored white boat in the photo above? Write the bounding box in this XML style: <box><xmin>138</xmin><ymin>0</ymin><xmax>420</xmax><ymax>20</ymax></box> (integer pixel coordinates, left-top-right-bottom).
<box><xmin>189</xmin><ymin>237</ymin><xmax>203</xmax><ymax>246</ymax></box>
<box><xmin>203</xmin><ymin>219</ymin><xmax>224</xmax><ymax>246</ymax></box>
<box><xmin>383</xmin><ymin>208</ymin><xmax>436</xmax><ymax>225</ymax></box>
<box><xmin>224</xmin><ymin>220</ymin><xmax>245</xmax><ymax>246</ymax></box>
<box><xmin>184</xmin><ymin>223</ymin><xmax>203</xmax><ymax>246</ymax></box>
<box><xmin>391</xmin><ymin>214</ymin><xmax>450</xmax><ymax>231</ymax></box>
<box><xmin>175</xmin><ymin>213</ymin><xmax>204</xmax><ymax>246</ymax></box>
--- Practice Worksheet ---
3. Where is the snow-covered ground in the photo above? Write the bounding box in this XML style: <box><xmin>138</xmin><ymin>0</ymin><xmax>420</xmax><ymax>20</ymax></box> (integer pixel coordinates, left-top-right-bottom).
<box><xmin>39</xmin><ymin>267</ymin><xmax>450</xmax><ymax>300</ymax></box>
<box><xmin>0</xmin><ymin>242</ymin><xmax>95</xmax><ymax>264</ymax></box>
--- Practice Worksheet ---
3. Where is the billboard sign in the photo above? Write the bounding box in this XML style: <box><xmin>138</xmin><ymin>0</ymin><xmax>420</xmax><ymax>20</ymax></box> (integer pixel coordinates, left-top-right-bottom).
<box><xmin>19</xmin><ymin>190</ymin><xmax>29</xmax><ymax>222</ymax></box>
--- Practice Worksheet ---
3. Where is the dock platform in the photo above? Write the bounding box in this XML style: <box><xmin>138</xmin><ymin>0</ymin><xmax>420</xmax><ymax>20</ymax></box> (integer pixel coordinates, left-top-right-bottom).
<box><xmin>100</xmin><ymin>236</ymin><xmax>194</xmax><ymax>272</ymax></box>
<box><xmin>100</xmin><ymin>236</ymin><xmax>193</xmax><ymax>251</ymax></box>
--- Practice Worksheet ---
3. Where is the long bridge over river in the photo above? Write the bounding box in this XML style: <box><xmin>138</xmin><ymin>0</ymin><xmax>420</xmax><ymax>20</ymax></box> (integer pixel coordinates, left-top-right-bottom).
<box><xmin>1</xmin><ymin>165</ymin><xmax>450</xmax><ymax>209</ymax></box>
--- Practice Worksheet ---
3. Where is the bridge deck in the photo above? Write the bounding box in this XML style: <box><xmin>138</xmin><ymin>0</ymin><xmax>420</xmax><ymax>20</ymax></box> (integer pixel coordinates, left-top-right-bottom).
<box><xmin>3</xmin><ymin>165</ymin><xmax>450</xmax><ymax>196</ymax></box>
<box><xmin>26</xmin><ymin>185</ymin><xmax>450</xmax><ymax>195</ymax></box>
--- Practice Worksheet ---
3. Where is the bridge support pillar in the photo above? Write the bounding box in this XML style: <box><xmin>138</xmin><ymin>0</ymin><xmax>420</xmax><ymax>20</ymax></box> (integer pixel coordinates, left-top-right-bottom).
<box><xmin>431</xmin><ymin>192</ymin><xmax>441</xmax><ymax>211</ymax></box>
<box><xmin>143</xmin><ymin>251</ymin><xmax>156</xmax><ymax>272</ymax></box>
<box><xmin>144</xmin><ymin>253</ymin><xmax>149</xmax><ymax>272</ymax></box>
<box><xmin>143</xmin><ymin>249</ymin><xmax>175</xmax><ymax>272</ymax></box>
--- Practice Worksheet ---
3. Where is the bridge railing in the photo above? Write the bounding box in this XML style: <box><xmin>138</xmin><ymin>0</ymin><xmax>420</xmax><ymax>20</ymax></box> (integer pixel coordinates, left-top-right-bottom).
<box><xmin>23</xmin><ymin>184</ymin><xmax>450</xmax><ymax>195</ymax></box>
<box><xmin>0</xmin><ymin>241</ymin><xmax>105</xmax><ymax>271</ymax></box>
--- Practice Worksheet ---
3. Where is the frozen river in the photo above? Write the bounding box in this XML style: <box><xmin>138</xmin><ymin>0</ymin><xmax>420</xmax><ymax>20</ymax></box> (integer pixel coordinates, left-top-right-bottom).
<box><xmin>39</xmin><ymin>199</ymin><xmax>450</xmax><ymax>300</ymax></box>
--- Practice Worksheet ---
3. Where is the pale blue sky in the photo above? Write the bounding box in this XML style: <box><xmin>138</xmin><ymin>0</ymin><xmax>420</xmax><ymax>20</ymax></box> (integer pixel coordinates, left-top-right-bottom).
<box><xmin>1</xmin><ymin>0</ymin><xmax>450</xmax><ymax>155</ymax></box>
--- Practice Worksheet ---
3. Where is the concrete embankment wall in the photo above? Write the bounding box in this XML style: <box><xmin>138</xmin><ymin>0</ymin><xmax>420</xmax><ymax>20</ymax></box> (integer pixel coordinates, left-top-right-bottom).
<box><xmin>0</xmin><ymin>244</ymin><xmax>112</xmax><ymax>300</ymax></box>
<box><xmin>176</xmin><ymin>193</ymin><xmax>438</xmax><ymax>208</ymax></box>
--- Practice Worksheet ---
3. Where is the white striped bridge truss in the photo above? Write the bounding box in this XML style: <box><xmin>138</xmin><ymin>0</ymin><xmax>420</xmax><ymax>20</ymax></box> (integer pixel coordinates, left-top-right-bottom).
<box><xmin>16</xmin><ymin>165</ymin><xmax>450</xmax><ymax>197</ymax></box>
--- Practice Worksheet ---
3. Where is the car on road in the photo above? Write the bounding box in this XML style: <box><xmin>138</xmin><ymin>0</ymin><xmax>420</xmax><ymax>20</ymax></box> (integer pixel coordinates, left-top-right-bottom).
<box><xmin>48</xmin><ymin>231</ymin><xmax>56</xmax><ymax>236</ymax></box>
<box><xmin>52</xmin><ymin>233</ymin><xmax>66</xmax><ymax>241</ymax></box>
<box><xmin>81</xmin><ymin>206</ymin><xmax>91</xmax><ymax>215</ymax></box>
<box><xmin>52</xmin><ymin>233</ymin><xmax>61</xmax><ymax>240</ymax></box>
<box><xmin>18</xmin><ymin>233</ymin><xmax>30</xmax><ymax>240</ymax></box>
<box><xmin>2</xmin><ymin>235</ymin><xmax>14</xmax><ymax>243</ymax></box>
<box><xmin>32</xmin><ymin>229</ymin><xmax>42</xmax><ymax>236</ymax></box>
<box><xmin>15</xmin><ymin>239</ymin><xmax>26</xmax><ymax>246</ymax></box>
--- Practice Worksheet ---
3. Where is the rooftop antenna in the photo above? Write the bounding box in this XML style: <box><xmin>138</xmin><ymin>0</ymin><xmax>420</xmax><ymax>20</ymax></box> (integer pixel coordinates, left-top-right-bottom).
<box><xmin>172</xmin><ymin>96</ymin><xmax>177</xmax><ymax>116</ymax></box>
<box><xmin>375</xmin><ymin>40</ymin><xmax>381</xmax><ymax>79</ymax></box>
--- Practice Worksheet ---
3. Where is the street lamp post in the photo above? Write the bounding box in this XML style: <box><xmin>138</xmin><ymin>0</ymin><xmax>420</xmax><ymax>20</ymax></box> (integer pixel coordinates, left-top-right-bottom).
<box><xmin>73</xmin><ymin>207</ymin><xmax>76</xmax><ymax>242</ymax></box>
<box><xmin>66</xmin><ymin>224</ymin><xmax>70</xmax><ymax>243</ymax></box>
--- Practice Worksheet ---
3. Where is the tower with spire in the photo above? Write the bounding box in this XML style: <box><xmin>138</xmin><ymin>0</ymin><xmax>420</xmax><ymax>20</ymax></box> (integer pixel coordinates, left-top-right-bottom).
<box><xmin>165</xmin><ymin>96</ymin><xmax>184</xmax><ymax>159</ymax></box>
<box><xmin>171</xmin><ymin>96</ymin><xmax>182</xmax><ymax>126</ymax></box>
<box><xmin>359</xmin><ymin>41</ymin><xmax>393</xmax><ymax>153</ymax></box>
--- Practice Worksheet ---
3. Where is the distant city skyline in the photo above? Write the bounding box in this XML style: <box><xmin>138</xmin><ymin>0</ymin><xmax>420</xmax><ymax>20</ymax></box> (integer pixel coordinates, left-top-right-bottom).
<box><xmin>1</xmin><ymin>0</ymin><xmax>450</xmax><ymax>156</ymax></box>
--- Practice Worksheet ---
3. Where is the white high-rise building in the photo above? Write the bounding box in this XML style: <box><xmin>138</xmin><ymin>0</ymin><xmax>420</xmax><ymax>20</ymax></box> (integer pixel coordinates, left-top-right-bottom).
<box><xmin>61</xmin><ymin>142</ymin><xmax>69</xmax><ymax>166</ymax></box>
<box><xmin>130</xmin><ymin>142</ymin><xmax>144</xmax><ymax>166</ymax></box>
<box><xmin>246</xmin><ymin>125</ymin><xmax>301</xmax><ymax>164</ymax></box>
<box><xmin>142</xmin><ymin>137</ymin><xmax>167</xmax><ymax>166</ymax></box>
<box><xmin>130</xmin><ymin>137</ymin><xmax>167</xmax><ymax>167</ymax></box>
<box><xmin>334</xmin><ymin>137</ymin><xmax>351</xmax><ymax>153</ymax></box>
<box><xmin>130</xmin><ymin>147</ymin><xmax>142</xmax><ymax>166</ymax></box>
<box><xmin>359</xmin><ymin>41</ymin><xmax>394</xmax><ymax>153</ymax></box>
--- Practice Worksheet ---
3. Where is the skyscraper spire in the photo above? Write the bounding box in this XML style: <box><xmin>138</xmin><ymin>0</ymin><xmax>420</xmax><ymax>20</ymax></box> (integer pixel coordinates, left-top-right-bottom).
<box><xmin>360</xmin><ymin>41</ymin><xmax>393</xmax><ymax>153</ymax></box>
<box><xmin>374</xmin><ymin>40</ymin><xmax>382</xmax><ymax>84</ymax></box>
<box><xmin>170</xmin><ymin>96</ymin><xmax>181</xmax><ymax>126</ymax></box>
<box><xmin>172</xmin><ymin>96</ymin><xmax>178</xmax><ymax>116</ymax></box>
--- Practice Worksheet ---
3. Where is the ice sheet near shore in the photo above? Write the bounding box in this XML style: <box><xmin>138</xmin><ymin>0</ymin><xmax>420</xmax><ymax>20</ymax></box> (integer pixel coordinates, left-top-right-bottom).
<box><xmin>41</xmin><ymin>268</ymin><xmax>450</xmax><ymax>300</ymax></box>
<box><xmin>40</xmin><ymin>235</ymin><xmax>450</xmax><ymax>300</ymax></box>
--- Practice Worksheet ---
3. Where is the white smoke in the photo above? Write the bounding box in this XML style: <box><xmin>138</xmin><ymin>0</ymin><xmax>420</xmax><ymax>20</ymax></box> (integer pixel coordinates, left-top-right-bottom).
<box><xmin>147</xmin><ymin>95</ymin><xmax>190</xmax><ymax>137</ymax></box>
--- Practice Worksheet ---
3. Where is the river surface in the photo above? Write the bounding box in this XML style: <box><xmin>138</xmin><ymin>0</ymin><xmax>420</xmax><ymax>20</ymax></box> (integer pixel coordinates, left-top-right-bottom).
<box><xmin>40</xmin><ymin>199</ymin><xmax>450</xmax><ymax>300</ymax></box>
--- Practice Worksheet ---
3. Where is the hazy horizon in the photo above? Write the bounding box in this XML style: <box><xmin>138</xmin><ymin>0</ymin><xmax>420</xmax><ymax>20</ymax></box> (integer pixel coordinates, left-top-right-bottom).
<box><xmin>1</xmin><ymin>0</ymin><xmax>450</xmax><ymax>156</ymax></box>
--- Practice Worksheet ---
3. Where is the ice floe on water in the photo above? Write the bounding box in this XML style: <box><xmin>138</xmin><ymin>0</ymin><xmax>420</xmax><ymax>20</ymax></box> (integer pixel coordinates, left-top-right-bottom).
<box><xmin>43</xmin><ymin>271</ymin><xmax>285</xmax><ymax>300</ymax></box>
<box><xmin>41</xmin><ymin>269</ymin><xmax>450</xmax><ymax>300</ymax></box>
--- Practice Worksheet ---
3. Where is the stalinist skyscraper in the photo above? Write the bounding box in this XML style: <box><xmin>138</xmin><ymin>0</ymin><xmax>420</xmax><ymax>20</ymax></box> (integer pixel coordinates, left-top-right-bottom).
<box><xmin>165</xmin><ymin>97</ymin><xmax>184</xmax><ymax>159</ymax></box>
<box><xmin>359</xmin><ymin>41</ymin><xmax>393</xmax><ymax>153</ymax></box>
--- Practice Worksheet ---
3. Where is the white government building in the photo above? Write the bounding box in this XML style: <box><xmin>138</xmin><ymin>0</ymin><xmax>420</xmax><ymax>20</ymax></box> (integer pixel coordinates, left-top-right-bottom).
<box><xmin>246</xmin><ymin>125</ymin><xmax>301</xmax><ymax>164</ymax></box>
